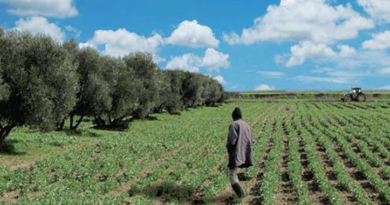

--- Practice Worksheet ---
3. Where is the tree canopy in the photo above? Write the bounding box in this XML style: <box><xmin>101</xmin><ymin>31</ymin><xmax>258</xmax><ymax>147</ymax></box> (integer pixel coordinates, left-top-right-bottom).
<box><xmin>0</xmin><ymin>28</ymin><xmax>225</xmax><ymax>145</ymax></box>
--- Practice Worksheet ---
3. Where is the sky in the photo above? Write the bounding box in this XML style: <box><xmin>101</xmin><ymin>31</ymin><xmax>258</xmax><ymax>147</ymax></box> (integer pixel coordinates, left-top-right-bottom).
<box><xmin>1</xmin><ymin>0</ymin><xmax>390</xmax><ymax>92</ymax></box>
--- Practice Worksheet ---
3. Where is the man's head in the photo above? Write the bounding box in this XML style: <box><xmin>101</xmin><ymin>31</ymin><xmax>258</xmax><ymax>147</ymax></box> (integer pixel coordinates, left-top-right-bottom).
<box><xmin>232</xmin><ymin>107</ymin><xmax>242</xmax><ymax>121</ymax></box>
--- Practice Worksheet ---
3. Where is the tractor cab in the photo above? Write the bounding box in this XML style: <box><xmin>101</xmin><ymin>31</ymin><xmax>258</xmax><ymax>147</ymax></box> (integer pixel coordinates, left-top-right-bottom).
<box><xmin>341</xmin><ymin>87</ymin><xmax>366</xmax><ymax>102</ymax></box>
<box><xmin>350</xmin><ymin>88</ymin><xmax>361</xmax><ymax>98</ymax></box>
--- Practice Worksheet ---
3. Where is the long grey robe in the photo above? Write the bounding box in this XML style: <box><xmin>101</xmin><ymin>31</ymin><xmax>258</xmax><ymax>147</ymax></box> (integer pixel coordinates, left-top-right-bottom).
<box><xmin>226</xmin><ymin>119</ymin><xmax>254</xmax><ymax>168</ymax></box>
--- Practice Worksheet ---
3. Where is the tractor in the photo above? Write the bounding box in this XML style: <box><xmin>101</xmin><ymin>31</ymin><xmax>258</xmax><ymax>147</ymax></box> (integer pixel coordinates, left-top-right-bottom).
<box><xmin>341</xmin><ymin>87</ymin><xmax>366</xmax><ymax>102</ymax></box>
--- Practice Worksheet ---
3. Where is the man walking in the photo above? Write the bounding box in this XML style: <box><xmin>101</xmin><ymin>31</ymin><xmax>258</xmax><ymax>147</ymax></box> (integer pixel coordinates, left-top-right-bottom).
<box><xmin>226</xmin><ymin>107</ymin><xmax>254</xmax><ymax>198</ymax></box>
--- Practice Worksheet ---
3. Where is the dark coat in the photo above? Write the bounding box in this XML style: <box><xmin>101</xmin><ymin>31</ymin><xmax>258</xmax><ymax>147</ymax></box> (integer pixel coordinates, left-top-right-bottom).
<box><xmin>226</xmin><ymin>119</ymin><xmax>254</xmax><ymax>168</ymax></box>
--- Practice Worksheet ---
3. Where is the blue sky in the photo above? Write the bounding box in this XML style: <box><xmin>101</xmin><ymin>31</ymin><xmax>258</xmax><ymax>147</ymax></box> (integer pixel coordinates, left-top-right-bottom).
<box><xmin>1</xmin><ymin>0</ymin><xmax>390</xmax><ymax>92</ymax></box>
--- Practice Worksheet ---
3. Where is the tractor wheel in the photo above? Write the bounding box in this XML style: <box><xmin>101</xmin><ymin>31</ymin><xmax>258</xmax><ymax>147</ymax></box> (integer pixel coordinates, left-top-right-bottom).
<box><xmin>344</xmin><ymin>96</ymin><xmax>352</xmax><ymax>102</ymax></box>
<box><xmin>357</xmin><ymin>94</ymin><xmax>366</xmax><ymax>102</ymax></box>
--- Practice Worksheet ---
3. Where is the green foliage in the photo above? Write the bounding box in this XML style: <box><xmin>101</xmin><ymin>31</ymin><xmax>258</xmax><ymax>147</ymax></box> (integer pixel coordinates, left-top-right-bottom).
<box><xmin>109</xmin><ymin>58</ymin><xmax>140</xmax><ymax>124</ymax></box>
<box><xmin>74</xmin><ymin>48</ymin><xmax>112</xmax><ymax>118</ymax></box>
<box><xmin>123</xmin><ymin>52</ymin><xmax>159</xmax><ymax>119</ymax></box>
<box><xmin>0</xmin><ymin>62</ymin><xmax>9</xmax><ymax>102</ymax></box>
<box><xmin>181</xmin><ymin>72</ymin><xmax>204</xmax><ymax>107</ymax></box>
<box><xmin>0</xmin><ymin>30</ymin><xmax>78</xmax><ymax>135</ymax></box>
<box><xmin>162</xmin><ymin>70</ymin><xmax>184</xmax><ymax>114</ymax></box>
<box><xmin>3</xmin><ymin>101</ymin><xmax>390</xmax><ymax>203</ymax></box>
<box><xmin>0</xmin><ymin>26</ymin><xmax>226</xmax><ymax>143</ymax></box>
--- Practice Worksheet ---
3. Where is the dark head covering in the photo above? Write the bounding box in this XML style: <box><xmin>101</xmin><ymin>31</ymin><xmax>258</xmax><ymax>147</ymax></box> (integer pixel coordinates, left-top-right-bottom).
<box><xmin>232</xmin><ymin>107</ymin><xmax>242</xmax><ymax>120</ymax></box>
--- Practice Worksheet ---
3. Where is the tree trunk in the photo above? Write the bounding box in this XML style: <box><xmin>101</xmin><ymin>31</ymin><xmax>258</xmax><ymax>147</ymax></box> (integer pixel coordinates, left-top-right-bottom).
<box><xmin>71</xmin><ymin>116</ymin><xmax>84</xmax><ymax>130</ymax></box>
<box><xmin>110</xmin><ymin>118</ymin><xmax>122</xmax><ymax>127</ymax></box>
<box><xmin>110</xmin><ymin>115</ymin><xmax>126</xmax><ymax>127</ymax></box>
<box><xmin>56</xmin><ymin>118</ymin><xmax>65</xmax><ymax>131</ymax></box>
<box><xmin>94</xmin><ymin>116</ymin><xmax>106</xmax><ymax>127</ymax></box>
<box><xmin>0</xmin><ymin>124</ymin><xmax>16</xmax><ymax>146</ymax></box>
<box><xmin>70</xmin><ymin>114</ymin><xmax>74</xmax><ymax>130</ymax></box>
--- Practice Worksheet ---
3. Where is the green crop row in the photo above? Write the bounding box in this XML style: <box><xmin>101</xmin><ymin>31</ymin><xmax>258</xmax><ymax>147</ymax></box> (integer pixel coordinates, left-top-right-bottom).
<box><xmin>310</xmin><ymin>113</ymin><xmax>390</xmax><ymax>202</ymax></box>
<box><xmin>299</xmin><ymin>119</ymin><xmax>343</xmax><ymax>204</ymax></box>
<box><xmin>300</xmin><ymin>117</ymin><xmax>372</xmax><ymax>204</ymax></box>
<box><xmin>285</xmin><ymin>116</ymin><xmax>312</xmax><ymax>205</ymax></box>
<box><xmin>258</xmin><ymin>114</ymin><xmax>285</xmax><ymax>205</ymax></box>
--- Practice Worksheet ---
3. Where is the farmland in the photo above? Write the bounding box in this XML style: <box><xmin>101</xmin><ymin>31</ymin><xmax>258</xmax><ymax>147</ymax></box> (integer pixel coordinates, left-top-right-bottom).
<box><xmin>1</xmin><ymin>100</ymin><xmax>390</xmax><ymax>204</ymax></box>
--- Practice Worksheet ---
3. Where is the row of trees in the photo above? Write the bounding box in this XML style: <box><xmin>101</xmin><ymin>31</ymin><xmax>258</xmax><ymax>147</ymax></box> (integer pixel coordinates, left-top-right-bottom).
<box><xmin>0</xmin><ymin>28</ymin><xmax>224</xmax><ymax>145</ymax></box>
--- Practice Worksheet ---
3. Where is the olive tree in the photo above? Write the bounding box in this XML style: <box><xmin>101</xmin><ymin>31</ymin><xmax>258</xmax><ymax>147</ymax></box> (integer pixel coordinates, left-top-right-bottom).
<box><xmin>123</xmin><ymin>52</ymin><xmax>159</xmax><ymax>119</ymax></box>
<box><xmin>0</xmin><ymin>30</ymin><xmax>78</xmax><ymax>145</ymax></box>
<box><xmin>181</xmin><ymin>72</ymin><xmax>204</xmax><ymax>108</ymax></box>
<box><xmin>108</xmin><ymin>58</ymin><xmax>140</xmax><ymax>126</ymax></box>
<box><xmin>205</xmin><ymin>79</ymin><xmax>223</xmax><ymax>105</ymax></box>
<box><xmin>153</xmin><ymin>70</ymin><xmax>170</xmax><ymax>113</ymax></box>
<box><xmin>69</xmin><ymin>48</ymin><xmax>112</xmax><ymax>130</ymax></box>
<box><xmin>163</xmin><ymin>70</ymin><xmax>184</xmax><ymax>114</ymax></box>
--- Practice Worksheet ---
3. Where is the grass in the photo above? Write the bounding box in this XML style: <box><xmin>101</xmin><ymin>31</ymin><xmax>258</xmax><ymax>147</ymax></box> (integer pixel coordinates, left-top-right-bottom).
<box><xmin>1</xmin><ymin>100</ymin><xmax>390</xmax><ymax>204</ymax></box>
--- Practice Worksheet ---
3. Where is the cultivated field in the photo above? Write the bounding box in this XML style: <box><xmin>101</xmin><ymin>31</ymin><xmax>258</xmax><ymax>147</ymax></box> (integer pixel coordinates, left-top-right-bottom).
<box><xmin>1</xmin><ymin>100</ymin><xmax>390</xmax><ymax>204</ymax></box>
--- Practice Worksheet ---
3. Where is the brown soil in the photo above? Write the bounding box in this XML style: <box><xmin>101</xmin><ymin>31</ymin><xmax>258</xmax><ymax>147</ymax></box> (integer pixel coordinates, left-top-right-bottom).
<box><xmin>0</xmin><ymin>155</ymin><xmax>46</xmax><ymax>171</ymax></box>
<box><xmin>135</xmin><ymin>154</ymin><xmax>150</xmax><ymax>164</ymax></box>
<box><xmin>28</xmin><ymin>191</ymin><xmax>45</xmax><ymax>200</ymax></box>
<box><xmin>0</xmin><ymin>190</ymin><xmax>19</xmax><ymax>203</ymax></box>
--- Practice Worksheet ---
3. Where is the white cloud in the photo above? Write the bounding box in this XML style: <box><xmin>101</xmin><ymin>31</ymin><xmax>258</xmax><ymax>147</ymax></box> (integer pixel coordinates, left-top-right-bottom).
<box><xmin>274</xmin><ymin>54</ymin><xmax>284</xmax><ymax>65</ymax></box>
<box><xmin>286</xmin><ymin>41</ymin><xmax>337</xmax><ymax>67</ymax></box>
<box><xmin>223</xmin><ymin>0</ymin><xmax>374</xmax><ymax>45</ymax></box>
<box><xmin>2</xmin><ymin>0</ymin><xmax>78</xmax><ymax>18</ymax></box>
<box><xmin>65</xmin><ymin>25</ymin><xmax>81</xmax><ymax>38</ymax></box>
<box><xmin>362</xmin><ymin>30</ymin><xmax>390</xmax><ymax>50</ymax></box>
<box><xmin>78</xmin><ymin>42</ymin><xmax>94</xmax><ymax>49</ymax></box>
<box><xmin>200</xmin><ymin>48</ymin><xmax>230</xmax><ymax>71</ymax></box>
<box><xmin>297</xmin><ymin>76</ymin><xmax>351</xmax><ymax>84</ymax></box>
<box><xmin>258</xmin><ymin>71</ymin><xmax>285</xmax><ymax>78</ymax></box>
<box><xmin>213</xmin><ymin>75</ymin><xmax>226</xmax><ymax>85</ymax></box>
<box><xmin>165</xmin><ymin>48</ymin><xmax>230</xmax><ymax>72</ymax></box>
<box><xmin>166</xmin><ymin>20</ymin><xmax>219</xmax><ymax>48</ymax></box>
<box><xmin>311</xmin><ymin>67</ymin><xmax>334</xmax><ymax>73</ymax></box>
<box><xmin>297</xmin><ymin>69</ymin><xmax>369</xmax><ymax>84</ymax></box>
<box><xmin>255</xmin><ymin>84</ymin><xmax>275</xmax><ymax>91</ymax></box>
<box><xmin>84</xmin><ymin>28</ymin><xmax>164</xmax><ymax>62</ymax></box>
<box><xmin>13</xmin><ymin>16</ymin><xmax>65</xmax><ymax>42</ymax></box>
<box><xmin>165</xmin><ymin>54</ymin><xmax>200</xmax><ymax>72</ymax></box>
<box><xmin>357</xmin><ymin>0</ymin><xmax>390</xmax><ymax>22</ymax></box>
<box><xmin>327</xmin><ymin>70</ymin><xmax>368</xmax><ymax>78</ymax></box>
<box><xmin>378</xmin><ymin>68</ymin><xmax>390</xmax><ymax>75</ymax></box>
<box><xmin>337</xmin><ymin>44</ymin><xmax>357</xmax><ymax>57</ymax></box>
<box><xmin>285</xmin><ymin>42</ymin><xmax>358</xmax><ymax>67</ymax></box>
<box><xmin>379</xmin><ymin>85</ymin><xmax>390</xmax><ymax>90</ymax></box>
<box><xmin>335</xmin><ymin>49</ymin><xmax>390</xmax><ymax>69</ymax></box>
